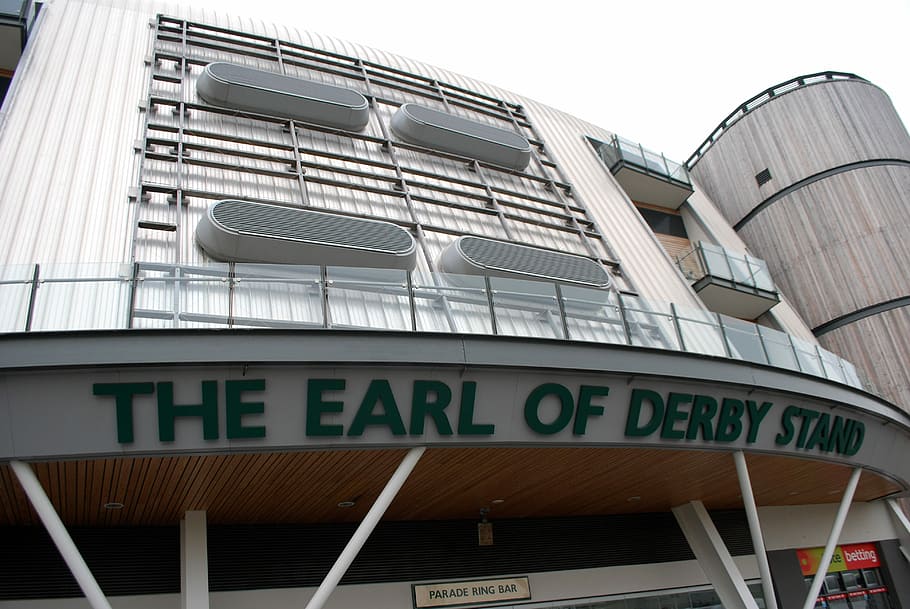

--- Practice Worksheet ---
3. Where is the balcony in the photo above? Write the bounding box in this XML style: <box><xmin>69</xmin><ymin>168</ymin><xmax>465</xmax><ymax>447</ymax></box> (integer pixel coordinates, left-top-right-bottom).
<box><xmin>590</xmin><ymin>135</ymin><xmax>693</xmax><ymax>209</ymax></box>
<box><xmin>678</xmin><ymin>242</ymin><xmax>779</xmax><ymax>319</ymax></box>
<box><xmin>0</xmin><ymin>261</ymin><xmax>863</xmax><ymax>391</ymax></box>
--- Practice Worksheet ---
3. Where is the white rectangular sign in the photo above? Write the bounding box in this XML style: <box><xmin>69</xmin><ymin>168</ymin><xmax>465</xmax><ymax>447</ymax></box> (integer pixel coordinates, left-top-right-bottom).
<box><xmin>413</xmin><ymin>577</ymin><xmax>530</xmax><ymax>608</ymax></box>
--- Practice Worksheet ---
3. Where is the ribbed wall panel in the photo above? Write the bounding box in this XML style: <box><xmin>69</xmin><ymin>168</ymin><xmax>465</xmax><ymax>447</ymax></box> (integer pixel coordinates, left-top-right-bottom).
<box><xmin>0</xmin><ymin>0</ymin><xmax>789</xmax><ymax>335</ymax></box>
<box><xmin>523</xmin><ymin>99</ymin><xmax>703</xmax><ymax>305</ymax></box>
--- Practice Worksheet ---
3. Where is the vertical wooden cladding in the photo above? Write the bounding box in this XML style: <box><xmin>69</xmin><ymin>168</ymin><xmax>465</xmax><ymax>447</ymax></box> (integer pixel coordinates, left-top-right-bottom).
<box><xmin>820</xmin><ymin>309</ymin><xmax>910</xmax><ymax>413</ymax></box>
<box><xmin>736</xmin><ymin>166</ymin><xmax>910</xmax><ymax>326</ymax></box>
<box><xmin>0</xmin><ymin>449</ymin><xmax>901</xmax><ymax>527</ymax></box>
<box><xmin>690</xmin><ymin>79</ymin><xmax>910</xmax><ymax>227</ymax></box>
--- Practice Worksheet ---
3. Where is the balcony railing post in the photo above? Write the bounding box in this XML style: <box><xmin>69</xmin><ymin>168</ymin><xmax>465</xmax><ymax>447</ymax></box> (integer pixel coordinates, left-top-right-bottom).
<box><xmin>553</xmin><ymin>282</ymin><xmax>570</xmax><ymax>340</ymax></box>
<box><xmin>127</xmin><ymin>262</ymin><xmax>140</xmax><ymax>329</ymax></box>
<box><xmin>616</xmin><ymin>294</ymin><xmax>633</xmax><ymax>345</ymax></box>
<box><xmin>716</xmin><ymin>313</ymin><xmax>734</xmax><ymax>358</ymax></box>
<box><xmin>406</xmin><ymin>271</ymin><xmax>417</xmax><ymax>332</ymax></box>
<box><xmin>669</xmin><ymin>303</ymin><xmax>686</xmax><ymax>352</ymax></box>
<box><xmin>320</xmin><ymin>265</ymin><xmax>329</xmax><ymax>329</ymax></box>
<box><xmin>24</xmin><ymin>263</ymin><xmax>40</xmax><ymax>332</ymax></box>
<box><xmin>484</xmin><ymin>275</ymin><xmax>498</xmax><ymax>335</ymax></box>
<box><xmin>786</xmin><ymin>334</ymin><xmax>804</xmax><ymax>373</ymax></box>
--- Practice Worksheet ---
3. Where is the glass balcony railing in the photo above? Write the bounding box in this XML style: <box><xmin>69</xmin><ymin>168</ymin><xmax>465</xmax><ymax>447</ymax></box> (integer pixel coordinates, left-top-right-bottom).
<box><xmin>0</xmin><ymin>262</ymin><xmax>868</xmax><ymax>392</ymax></box>
<box><xmin>592</xmin><ymin>135</ymin><xmax>692</xmax><ymax>187</ymax></box>
<box><xmin>678</xmin><ymin>242</ymin><xmax>776</xmax><ymax>293</ymax></box>
<box><xmin>677</xmin><ymin>242</ymin><xmax>778</xmax><ymax>319</ymax></box>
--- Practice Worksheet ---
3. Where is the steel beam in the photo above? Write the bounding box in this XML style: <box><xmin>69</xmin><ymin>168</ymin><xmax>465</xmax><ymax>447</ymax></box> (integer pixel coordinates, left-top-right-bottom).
<box><xmin>303</xmin><ymin>446</ymin><xmax>426</xmax><ymax>609</ymax></box>
<box><xmin>733</xmin><ymin>451</ymin><xmax>778</xmax><ymax>609</ymax></box>
<box><xmin>673</xmin><ymin>500</ymin><xmax>759</xmax><ymax>609</ymax></box>
<box><xmin>801</xmin><ymin>467</ymin><xmax>862</xmax><ymax>609</ymax></box>
<box><xmin>10</xmin><ymin>460</ymin><xmax>113</xmax><ymax>609</ymax></box>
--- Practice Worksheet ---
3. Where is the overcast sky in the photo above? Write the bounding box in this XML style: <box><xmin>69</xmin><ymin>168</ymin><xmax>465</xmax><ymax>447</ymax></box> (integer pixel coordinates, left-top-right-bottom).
<box><xmin>202</xmin><ymin>0</ymin><xmax>910</xmax><ymax>164</ymax></box>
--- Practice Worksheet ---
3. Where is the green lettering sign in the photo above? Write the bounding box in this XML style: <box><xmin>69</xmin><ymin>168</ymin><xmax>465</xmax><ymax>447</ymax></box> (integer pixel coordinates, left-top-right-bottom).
<box><xmin>93</xmin><ymin>382</ymin><xmax>155</xmax><ymax>443</ymax></box>
<box><xmin>306</xmin><ymin>378</ymin><xmax>345</xmax><ymax>437</ymax></box>
<box><xmin>225</xmin><ymin>379</ymin><xmax>266</xmax><ymax>439</ymax></box>
<box><xmin>157</xmin><ymin>381</ymin><xmax>219</xmax><ymax>442</ymax></box>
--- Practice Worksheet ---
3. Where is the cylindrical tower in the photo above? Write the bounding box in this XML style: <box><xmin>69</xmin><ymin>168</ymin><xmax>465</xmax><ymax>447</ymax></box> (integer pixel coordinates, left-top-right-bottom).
<box><xmin>688</xmin><ymin>73</ymin><xmax>910</xmax><ymax>411</ymax></box>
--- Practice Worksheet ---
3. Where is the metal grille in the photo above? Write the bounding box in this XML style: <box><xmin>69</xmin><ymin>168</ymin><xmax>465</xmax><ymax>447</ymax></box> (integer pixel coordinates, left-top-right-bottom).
<box><xmin>755</xmin><ymin>168</ymin><xmax>772</xmax><ymax>187</ymax></box>
<box><xmin>459</xmin><ymin>236</ymin><xmax>610</xmax><ymax>287</ymax></box>
<box><xmin>134</xmin><ymin>16</ymin><xmax>619</xmax><ymax>278</ymax></box>
<box><xmin>210</xmin><ymin>200</ymin><xmax>414</xmax><ymax>254</ymax></box>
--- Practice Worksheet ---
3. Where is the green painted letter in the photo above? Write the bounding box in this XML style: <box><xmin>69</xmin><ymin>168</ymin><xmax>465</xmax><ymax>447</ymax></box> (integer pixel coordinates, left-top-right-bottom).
<box><xmin>574</xmin><ymin>385</ymin><xmax>609</xmax><ymax>435</ymax></box>
<box><xmin>93</xmin><ymin>382</ymin><xmax>155</xmax><ymax>443</ymax></box>
<box><xmin>457</xmin><ymin>382</ymin><xmax>494</xmax><ymax>435</ymax></box>
<box><xmin>625</xmin><ymin>389</ymin><xmax>664</xmax><ymax>437</ymax></box>
<box><xmin>524</xmin><ymin>383</ymin><xmax>574</xmax><ymax>435</ymax></box>
<box><xmin>348</xmin><ymin>379</ymin><xmax>406</xmax><ymax>436</ymax></box>
<box><xmin>306</xmin><ymin>378</ymin><xmax>345</xmax><ymax>437</ymax></box>
<box><xmin>225</xmin><ymin>379</ymin><xmax>266</xmax><ymax>439</ymax></box>
<box><xmin>157</xmin><ymin>381</ymin><xmax>219</xmax><ymax>442</ymax></box>
<box><xmin>410</xmin><ymin>380</ymin><xmax>454</xmax><ymax>436</ymax></box>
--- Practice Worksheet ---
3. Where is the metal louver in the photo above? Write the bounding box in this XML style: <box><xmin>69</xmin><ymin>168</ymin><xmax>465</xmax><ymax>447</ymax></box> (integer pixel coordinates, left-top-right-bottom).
<box><xmin>391</xmin><ymin>103</ymin><xmax>531</xmax><ymax>171</ymax></box>
<box><xmin>439</xmin><ymin>236</ymin><xmax>610</xmax><ymax>288</ymax></box>
<box><xmin>196</xmin><ymin>62</ymin><xmax>370</xmax><ymax>131</ymax></box>
<box><xmin>196</xmin><ymin>200</ymin><xmax>417</xmax><ymax>269</ymax></box>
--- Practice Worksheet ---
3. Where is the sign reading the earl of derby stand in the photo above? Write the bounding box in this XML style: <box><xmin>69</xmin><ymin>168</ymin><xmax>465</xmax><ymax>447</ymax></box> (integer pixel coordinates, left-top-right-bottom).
<box><xmin>413</xmin><ymin>577</ymin><xmax>530</xmax><ymax>608</ymax></box>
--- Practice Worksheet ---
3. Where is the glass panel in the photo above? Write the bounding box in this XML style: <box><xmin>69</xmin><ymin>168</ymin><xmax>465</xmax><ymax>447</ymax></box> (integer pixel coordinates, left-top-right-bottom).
<box><xmin>699</xmin><ymin>242</ymin><xmax>733</xmax><ymax>281</ymax></box>
<box><xmin>642</xmin><ymin>148</ymin><xmax>668</xmax><ymax>175</ymax></box>
<box><xmin>231</xmin><ymin>264</ymin><xmax>323</xmax><ymax>328</ymax></box>
<box><xmin>840</xmin><ymin>359</ymin><xmax>863</xmax><ymax>389</ymax></box>
<box><xmin>819</xmin><ymin>348</ymin><xmax>848</xmax><ymax>383</ymax></box>
<box><xmin>561</xmin><ymin>284</ymin><xmax>626</xmax><ymax>344</ymax></box>
<box><xmin>727</xmin><ymin>251</ymin><xmax>754</xmax><ymax>285</ymax></box>
<box><xmin>746</xmin><ymin>583</ymin><xmax>766</xmax><ymax>609</ymax></box>
<box><xmin>620</xmin><ymin>295</ymin><xmax>679</xmax><ymax>350</ymax></box>
<box><xmin>673</xmin><ymin>304</ymin><xmax>726</xmax><ymax>356</ymax></box>
<box><xmin>413</xmin><ymin>272</ymin><xmax>492</xmax><ymax>334</ymax></box>
<box><xmin>758</xmin><ymin>325</ymin><xmax>799</xmax><ymax>370</ymax></box>
<box><xmin>0</xmin><ymin>264</ymin><xmax>34</xmax><ymax>332</ymax></box>
<box><xmin>720</xmin><ymin>315</ymin><xmax>768</xmax><ymax>364</ymax></box>
<box><xmin>489</xmin><ymin>276</ymin><xmax>563</xmax><ymax>339</ymax></box>
<box><xmin>30</xmin><ymin>262</ymin><xmax>132</xmax><ymax>331</ymax></box>
<box><xmin>747</xmin><ymin>255</ymin><xmax>775</xmax><ymax>291</ymax></box>
<box><xmin>691</xmin><ymin>589</ymin><xmax>722</xmax><ymax>609</ymax></box>
<box><xmin>617</xmin><ymin>136</ymin><xmax>646</xmax><ymax>167</ymax></box>
<box><xmin>792</xmin><ymin>336</ymin><xmax>824</xmax><ymax>376</ymax></box>
<box><xmin>176</xmin><ymin>264</ymin><xmax>231</xmax><ymax>328</ymax></box>
<box><xmin>326</xmin><ymin>266</ymin><xmax>410</xmax><ymax>331</ymax></box>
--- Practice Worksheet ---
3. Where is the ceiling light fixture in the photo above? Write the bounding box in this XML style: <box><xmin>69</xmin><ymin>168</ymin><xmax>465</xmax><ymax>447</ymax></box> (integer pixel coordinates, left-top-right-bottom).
<box><xmin>103</xmin><ymin>502</ymin><xmax>124</xmax><ymax>510</ymax></box>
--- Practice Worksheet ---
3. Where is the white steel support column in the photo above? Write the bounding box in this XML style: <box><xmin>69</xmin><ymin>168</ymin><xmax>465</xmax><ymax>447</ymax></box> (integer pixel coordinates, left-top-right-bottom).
<box><xmin>801</xmin><ymin>467</ymin><xmax>862</xmax><ymax>609</ymax></box>
<box><xmin>886</xmin><ymin>499</ymin><xmax>910</xmax><ymax>562</ymax></box>
<box><xmin>673</xmin><ymin>500</ymin><xmax>759</xmax><ymax>609</ymax></box>
<box><xmin>733</xmin><ymin>451</ymin><xmax>778</xmax><ymax>609</ymax></box>
<box><xmin>9</xmin><ymin>460</ymin><xmax>113</xmax><ymax>609</ymax></box>
<box><xmin>181</xmin><ymin>510</ymin><xmax>210</xmax><ymax>609</ymax></box>
<box><xmin>303</xmin><ymin>446</ymin><xmax>426</xmax><ymax>609</ymax></box>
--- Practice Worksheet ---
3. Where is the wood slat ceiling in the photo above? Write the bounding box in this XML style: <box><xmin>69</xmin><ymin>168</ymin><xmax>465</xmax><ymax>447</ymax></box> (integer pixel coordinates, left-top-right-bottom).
<box><xmin>0</xmin><ymin>447</ymin><xmax>901</xmax><ymax>527</ymax></box>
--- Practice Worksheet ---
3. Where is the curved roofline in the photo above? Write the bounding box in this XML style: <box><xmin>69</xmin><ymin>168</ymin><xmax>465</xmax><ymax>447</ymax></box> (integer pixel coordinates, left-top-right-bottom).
<box><xmin>686</xmin><ymin>71</ymin><xmax>870</xmax><ymax>169</ymax></box>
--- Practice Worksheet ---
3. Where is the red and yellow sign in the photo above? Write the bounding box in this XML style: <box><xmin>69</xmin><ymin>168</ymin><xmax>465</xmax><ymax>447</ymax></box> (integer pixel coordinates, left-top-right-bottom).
<box><xmin>797</xmin><ymin>543</ymin><xmax>880</xmax><ymax>575</ymax></box>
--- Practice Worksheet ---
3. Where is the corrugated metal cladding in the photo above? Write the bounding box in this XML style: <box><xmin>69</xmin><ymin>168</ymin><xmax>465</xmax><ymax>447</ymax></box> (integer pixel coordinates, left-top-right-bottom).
<box><xmin>0</xmin><ymin>0</ymin><xmax>706</xmax><ymax>325</ymax></box>
<box><xmin>0</xmin><ymin>512</ymin><xmax>753</xmax><ymax>599</ymax></box>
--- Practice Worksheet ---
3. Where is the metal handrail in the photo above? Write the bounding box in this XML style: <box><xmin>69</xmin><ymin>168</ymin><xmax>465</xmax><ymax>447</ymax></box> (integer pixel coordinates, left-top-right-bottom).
<box><xmin>0</xmin><ymin>261</ymin><xmax>868</xmax><ymax>393</ymax></box>
<box><xmin>685</xmin><ymin>71</ymin><xmax>868</xmax><ymax>169</ymax></box>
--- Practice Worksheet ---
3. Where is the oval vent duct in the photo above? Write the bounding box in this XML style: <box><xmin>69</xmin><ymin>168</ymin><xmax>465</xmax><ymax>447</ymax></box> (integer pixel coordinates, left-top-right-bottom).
<box><xmin>391</xmin><ymin>103</ymin><xmax>532</xmax><ymax>171</ymax></box>
<box><xmin>196</xmin><ymin>62</ymin><xmax>370</xmax><ymax>131</ymax></box>
<box><xmin>196</xmin><ymin>200</ymin><xmax>417</xmax><ymax>269</ymax></box>
<box><xmin>438</xmin><ymin>236</ymin><xmax>610</xmax><ymax>287</ymax></box>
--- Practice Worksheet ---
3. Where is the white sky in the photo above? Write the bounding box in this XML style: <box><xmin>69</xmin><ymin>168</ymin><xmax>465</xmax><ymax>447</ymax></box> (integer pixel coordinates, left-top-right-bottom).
<box><xmin>199</xmin><ymin>0</ymin><xmax>910</xmax><ymax>164</ymax></box>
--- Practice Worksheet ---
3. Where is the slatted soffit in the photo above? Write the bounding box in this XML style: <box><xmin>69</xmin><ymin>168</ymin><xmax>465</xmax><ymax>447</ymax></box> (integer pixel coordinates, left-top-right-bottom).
<box><xmin>0</xmin><ymin>449</ymin><xmax>900</xmax><ymax>527</ymax></box>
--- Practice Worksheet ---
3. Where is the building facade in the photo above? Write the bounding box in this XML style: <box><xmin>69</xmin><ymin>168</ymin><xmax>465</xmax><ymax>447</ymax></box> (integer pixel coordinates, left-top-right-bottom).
<box><xmin>0</xmin><ymin>2</ymin><xmax>909</xmax><ymax>609</ymax></box>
